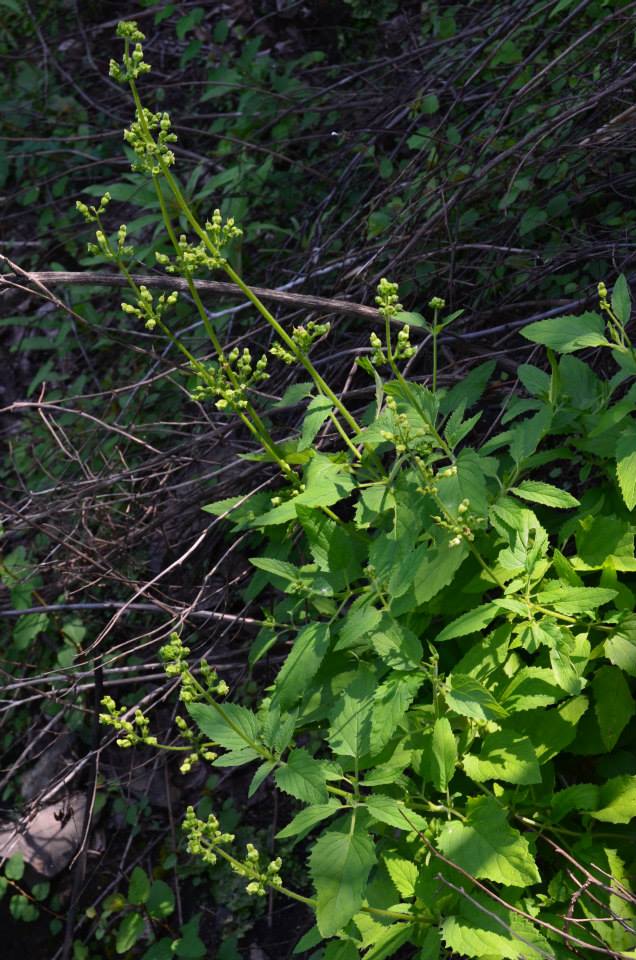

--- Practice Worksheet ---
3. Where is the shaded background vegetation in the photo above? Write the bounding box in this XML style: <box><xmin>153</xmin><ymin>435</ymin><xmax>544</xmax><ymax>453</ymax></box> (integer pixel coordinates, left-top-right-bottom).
<box><xmin>1</xmin><ymin>0</ymin><xmax>636</xmax><ymax>957</ymax></box>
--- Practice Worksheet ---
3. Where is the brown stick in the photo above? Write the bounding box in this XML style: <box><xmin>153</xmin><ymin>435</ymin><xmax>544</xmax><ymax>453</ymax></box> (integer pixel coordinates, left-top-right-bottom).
<box><xmin>0</xmin><ymin>268</ymin><xmax>383</xmax><ymax>322</ymax></box>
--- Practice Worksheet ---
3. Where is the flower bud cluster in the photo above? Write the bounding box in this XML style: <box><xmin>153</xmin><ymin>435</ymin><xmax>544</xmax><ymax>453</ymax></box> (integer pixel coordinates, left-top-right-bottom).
<box><xmin>190</xmin><ymin>348</ymin><xmax>269</xmax><ymax>411</ymax></box>
<box><xmin>370</xmin><ymin>325</ymin><xmax>416</xmax><ymax>366</ymax></box>
<box><xmin>121</xmin><ymin>285</ymin><xmax>179</xmax><ymax>331</ymax></box>
<box><xmin>123</xmin><ymin>108</ymin><xmax>177</xmax><ymax>175</ymax></box>
<box><xmin>76</xmin><ymin>192</ymin><xmax>111</xmax><ymax>224</ymax></box>
<box><xmin>270</xmin><ymin>320</ymin><xmax>330</xmax><ymax>365</ymax></box>
<box><xmin>428</xmin><ymin>296</ymin><xmax>446</xmax><ymax>310</ymax></box>
<box><xmin>99</xmin><ymin>696</ymin><xmax>158</xmax><ymax>749</ymax></box>
<box><xmin>156</xmin><ymin>212</ymin><xmax>242</xmax><ymax>276</ymax></box>
<box><xmin>375</xmin><ymin>278</ymin><xmax>403</xmax><ymax>319</ymax></box>
<box><xmin>432</xmin><ymin>495</ymin><xmax>485</xmax><ymax>547</ymax></box>
<box><xmin>109</xmin><ymin>23</ymin><xmax>150</xmax><ymax>84</ymax></box>
<box><xmin>182</xmin><ymin>806</ymin><xmax>235</xmax><ymax>867</ymax></box>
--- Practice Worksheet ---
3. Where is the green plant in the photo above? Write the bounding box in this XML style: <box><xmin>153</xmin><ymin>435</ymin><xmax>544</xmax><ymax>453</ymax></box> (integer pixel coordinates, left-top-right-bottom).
<box><xmin>91</xmin><ymin>20</ymin><xmax>636</xmax><ymax>960</ymax></box>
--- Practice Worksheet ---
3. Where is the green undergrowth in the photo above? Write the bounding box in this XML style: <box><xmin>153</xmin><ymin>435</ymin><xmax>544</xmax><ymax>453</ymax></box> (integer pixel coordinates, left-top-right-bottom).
<box><xmin>87</xmin><ymin>21</ymin><xmax>636</xmax><ymax>960</ymax></box>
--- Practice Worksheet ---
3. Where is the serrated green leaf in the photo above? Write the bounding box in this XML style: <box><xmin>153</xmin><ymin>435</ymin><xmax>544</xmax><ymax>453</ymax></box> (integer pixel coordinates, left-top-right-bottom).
<box><xmin>520</xmin><ymin>312</ymin><xmax>609</xmax><ymax>354</ymax></box>
<box><xmin>616</xmin><ymin>424</ymin><xmax>636</xmax><ymax>511</ymax></box>
<box><xmin>254</xmin><ymin>453</ymin><xmax>354</xmax><ymax>526</ymax></box>
<box><xmin>309</xmin><ymin>826</ymin><xmax>376</xmax><ymax>937</ymax></box>
<box><xmin>606</xmin><ymin>616</ymin><xmax>636</xmax><ymax>676</ymax></box>
<box><xmin>362</xmin><ymin>923</ymin><xmax>414</xmax><ymax>960</ymax></box>
<box><xmin>370</xmin><ymin>672</ymin><xmax>422</xmax><ymax>755</ymax></box>
<box><xmin>500</xmin><ymin>667</ymin><xmax>566</xmax><ymax>711</ymax></box>
<box><xmin>186</xmin><ymin>702</ymin><xmax>259</xmax><ymax>752</ymax></box>
<box><xmin>431</xmin><ymin>717</ymin><xmax>457</xmax><ymax>792</ymax></box>
<box><xmin>534</xmin><ymin>586</ymin><xmax>617</xmax><ymax>615</ymax></box>
<box><xmin>514</xmin><ymin>695</ymin><xmax>588</xmax><ymax>762</ymax></box>
<box><xmin>385</xmin><ymin>857</ymin><xmax>418</xmax><ymax>898</ymax></box>
<box><xmin>442</xmin><ymin>894</ymin><xmax>553</xmax><ymax>959</ymax></box>
<box><xmin>365</xmin><ymin>794</ymin><xmax>427</xmax><ymax>832</ymax></box>
<box><xmin>369</xmin><ymin>614</ymin><xmax>422</xmax><ymax>670</ymax></box>
<box><xmin>435</xmin><ymin>603</ymin><xmax>498</xmax><ymax>643</ymax></box>
<box><xmin>275</xmin><ymin>748</ymin><xmax>329</xmax><ymax>804</ymax></box>
<box><xmin>551</xmin><ymin>783</ymin><xmax>599</xmax><ymax>822</ymax></box>
<box><xmin>328</xmin><ymin>667</ymin><xmax>375</xmax><ymax>758</ymax></box>
<box><xmin>276</xmin><ymin>801</ymin><xmax>341</xmax><ymax>840</ymax></box>
<box><xmin>463</xmin><ymin>731</ymin><xmax>541</xmax><ymax>785</ymax></box>
<box><xmin>446</xmin><ymin>674</ymin><xmax>508</xmax><ymax>722</ymax></box>
<box><xmin>590</xmin><ymin>775</ymin><xmax>636</xmax><ymax>823</ymax></box>
<box><xmin>273</xmin><ymin>622</ymin><xmax>331</xmax><ymax>710</ymax></box>
<box><xmin>593</xmin><ymin>665</ymin><xmax>635</xmax><ymax>751</ymax></box>
<box><xmin>510</xmin><ymin>480</ymin><xmax>579</xmax><ymax>509</ymax></box>
<box><xmin>437</xmin><ymin>797</ymin><xmax>540</xmax><ymax>886</ymax></box>
<box><xmin>128</xmin><ymin>866</ymin><xmax>150</xmax><ymax>905</ymax></box>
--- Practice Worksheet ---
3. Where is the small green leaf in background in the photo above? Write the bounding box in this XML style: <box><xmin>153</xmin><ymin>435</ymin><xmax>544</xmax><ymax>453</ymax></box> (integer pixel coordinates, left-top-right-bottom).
<box><xmin>612</xmin><ymin>273</ymin><xmax>632</xmax><ymax>325</ymax></box>
<box><xmin>4</xmin><ymin>853</ymin><xmax>24</xmax><ymax>881</ymax></box>
<box><xmin>616</xmin><ymin>424</ymin><xmax>636</xmax><ymax>511</ymax></box>
<box><xmin>431</xmin><ymin>717</ymin><xmax>457</xmax><ymax>791</ymax></box>
<box><xmin>172</xmin><ymin>916</ymin><xmax>206</xmax><ymax>958</ymax></box>
<box><xmin>116</xmin><ymin>912</ymin><xmax>145</xmax><ymax>955</ymax></box>
<box><xmin>147</xmin><ymin>880</ymin><xmax>175</xmax><ymax>919</ymax></box>
<box><xmin>128</xmin><ymin>866</ymin><xmax>150</xmax><ymax>905</ymax></box>
<box><xmin>309</xmin><ymin>825</ymin><xmax>376</xmax><ymax>936</ymax></box>
<box><xmin>299</xmin><ymin>396</ymin><xmax>333</xmax><ymax>452</ymax></box>
<box><xmin>510</xmin><ymin>480</ymin><xmax>579</xmax><ymax>508</ymax></box>
<box><xmin>518</xmin><ymin>206</ymin><xmax>547</xmax><ymax>236</ymax></box>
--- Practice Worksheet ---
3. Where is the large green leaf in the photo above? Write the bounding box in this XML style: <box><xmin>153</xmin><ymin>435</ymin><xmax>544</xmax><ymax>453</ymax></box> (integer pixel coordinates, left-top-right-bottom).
<box><xmin>370</xmin><ymin>672</ymin><xmax>422</xmax><ymax>754</ymax></box>
<box><xmin>510</xmin><ymin>480</ymin><xmax>579</xmax><ymax>509</ymax></box>
<box><xmin>605</xmin><ymin>616</ymin><xmax>636</xmax><ymax>676</ymax></box>
<box><xmin>431</xmin><ymin>717</ymin><xmax>457</xmax><ymax>791</ymax></box>
<box><xmin>385</xmin><ymin>856</ymin><xmax>418</xmax><ymax>898</ymax></box>
<box><xmin>592</xmin><ymin>665</ymin><xmax>635</xmax><ymax>751</ymax></box>
<box><xmin>274</xmin><ymin>748</ymin><xmax>329</xmax><ymax>804</ymax></box>
<box><xmin>590</xmin><ymin>775</ymin><xmax>636</xmax><ymax>824</ymax></box>
<box><xmin>442</xmin><ymin>894</ymin><xmax>554</xmax><ymax>960</ymax></box>
<box><xmin>186</xmin><ymin>702</ymin><xmax>259</xmax><ymax>752</ymax></box>
<box><xmin>273</xmin><ymin>621</ymin><xmax>331</xmax><ymax>709</ymax></box>
<box><xmin>534</xmin><ymin>586</ymin><xmax>617</xmax><ymax>615</ymax></box>
<box><xmin>309</xmin><ymin>825</ymin><xmax>376</xmax><ymax>937</ymax></box>
<box><xmin>365</xmin><ymin>794</ymin><xmax>427</xmax><ymax>832</ymax></box>
<box><xmin>520</xmin><ymin>312</ymin><xmax>610</xmax><ymax>353</ymax></box>
<box><xmin>616</xmin><ymin>424</ymin><xmax>636</xmax><ymax>511</ymax></box>
<box><xmin>328</xmin><ymin>667</ymin><xmax>375</xmax><ymax>758</ymax></box>
<box><xmin>437</xmin><ymin>797</ymin><xmax>540</xmax><ymax>886</ymax></box>
<box><xmin>463</xmin><ymin>730</ymin><xmax>541</xmax><ymax>785</ymax></box>
<box><xmin>612</xmin><ymin>273</ymin><xmax>632</xmax><ymax>325</ymax></box>
<box><xmin>255</xmin><ymin>454</ymin><xmax>354</xmax><ymax>526</ymax></box>
<box><xmin>445</xmin><ymin>674</ymin><xmax>508</xmax><ymax>722</ymax></box>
